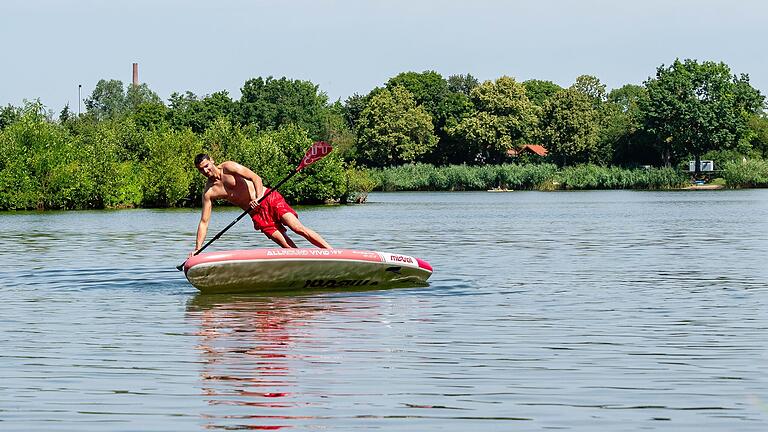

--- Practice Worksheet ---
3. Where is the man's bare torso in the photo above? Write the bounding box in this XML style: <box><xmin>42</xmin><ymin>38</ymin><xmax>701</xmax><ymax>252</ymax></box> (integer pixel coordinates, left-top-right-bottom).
<box><xmin>205</xmin><ymin>168</ymin><xmax>255</xmax><ymax>211</ymax></box>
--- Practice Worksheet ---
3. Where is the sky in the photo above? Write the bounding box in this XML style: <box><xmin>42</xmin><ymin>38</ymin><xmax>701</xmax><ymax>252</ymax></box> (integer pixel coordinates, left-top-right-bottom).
<box><xmin>2</xmin><ymin>0</ymin><xmax>766</xmax><ymax>112</ymax></box>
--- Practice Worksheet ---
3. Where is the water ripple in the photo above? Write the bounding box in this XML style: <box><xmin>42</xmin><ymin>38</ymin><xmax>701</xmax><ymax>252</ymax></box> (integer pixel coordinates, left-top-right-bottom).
<box><xmin>1</xmin><ymin>191</ymin><xmax>768</xmax><ymax>431</ymax></box>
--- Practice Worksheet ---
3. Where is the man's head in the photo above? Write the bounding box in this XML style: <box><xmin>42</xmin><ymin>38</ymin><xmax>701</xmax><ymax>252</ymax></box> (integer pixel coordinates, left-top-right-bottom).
<box><xmin>194</xmin><ymin>153</ymin><xmax>216</xmax><ymax>178</ymax></box>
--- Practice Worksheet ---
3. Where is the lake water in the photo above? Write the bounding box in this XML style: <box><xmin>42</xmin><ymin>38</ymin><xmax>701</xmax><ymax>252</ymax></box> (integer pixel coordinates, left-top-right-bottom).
<box><xmin>1</xmin><ymin>190</ymin><xmax>767</xmax><ymax>431</ymax></box>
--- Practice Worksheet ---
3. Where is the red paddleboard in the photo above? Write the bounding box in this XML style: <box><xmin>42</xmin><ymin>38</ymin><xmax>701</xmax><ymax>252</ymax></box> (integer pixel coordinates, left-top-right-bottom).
<box><xmin>184</xmin><ymin>248</ymin><xmax>433</xmax><ymax>294</ymax></box>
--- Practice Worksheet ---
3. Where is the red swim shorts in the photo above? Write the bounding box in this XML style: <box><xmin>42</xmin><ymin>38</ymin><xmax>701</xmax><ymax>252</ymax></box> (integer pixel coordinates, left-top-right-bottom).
<box><xmin>250</xmin><ymin>190</ymin><xmax>298</xmax><ymax>236</ymax></box>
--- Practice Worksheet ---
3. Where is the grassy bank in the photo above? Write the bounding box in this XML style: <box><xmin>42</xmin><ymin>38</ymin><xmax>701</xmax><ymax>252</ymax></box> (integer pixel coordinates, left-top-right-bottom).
<box><xmin>369</xmin><ymin>163</ymin><xmax>690</xmax><ymax>191</ymax></box>
<box><xmin>721</xmin><ymin>159</ymin><xmax>768</xmax><ymax>188</ymax></box>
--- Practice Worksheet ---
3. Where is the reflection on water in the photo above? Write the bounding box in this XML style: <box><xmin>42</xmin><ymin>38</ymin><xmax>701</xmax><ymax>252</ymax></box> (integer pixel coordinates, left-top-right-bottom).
<box><xmin>189</xmin><ymin>296</ymin><xmax>322</xmax><ymax>430</ymax></box>
<box><xmin>1</xmin><ymin>191</ymin><xmax>768</xmax><ymax>431</ymax></box>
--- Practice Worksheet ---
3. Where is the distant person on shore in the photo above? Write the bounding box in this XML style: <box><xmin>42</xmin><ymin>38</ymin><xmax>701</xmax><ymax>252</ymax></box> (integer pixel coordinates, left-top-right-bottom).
<box><xmin>189</xmin><ymin>153</ymin><xmax>331</xmax><ymax>256</ymax></box>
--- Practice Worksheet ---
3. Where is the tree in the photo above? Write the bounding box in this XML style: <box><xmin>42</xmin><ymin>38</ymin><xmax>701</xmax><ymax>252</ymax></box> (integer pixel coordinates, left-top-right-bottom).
<box><xmin>238</xmin><ymin>76</ymin><xmax>329</xmax><ymax>139</ymax></box>
<box><xmin>447</xmin><ymin>74</ymin><xmax>480</xmax><ymax>96</ymax></box>
<box><xmin>643</xmin><ymin>59</ymin><xmax>764</xmax><ymax>172</ymax></box>
<box><xmin>125</xmin><ymin>83</ymin><xmax>162</xmax><ymax>111</ymax></box>
<box><xmin>168</xmin><ymin>90</ymin><xmax>235</xmax><ymax>133</ymax></box>
<box><xmin>431</xmin><ymin>92</ymin><xmax>474</xmax><ymax>164</ymax></box>
<box><xmin>386</xmin><ymin>71</ymin><xmax>450</xmax><ymax>115</ymax></box>
<box><xmin>523</xmin><ymin>79</ymin><xmax>562</xmax><ymax>107</ymax></box>
<box><xmin>570</xmin><ymin>74</ymin><xmax>607</xmax><ymax>105</ymax></box>
<box><xmin>133</xmin><ymin>102</ymin><xmax>168</xmax><ymax>130</ymax></box>
<box><xmin>355</xmin><ymin>86</ymin><xmax>437</xmax><ymax>167</ymax></box>
<box><xmin>201</xmin><ymin>91</ymin><xmax>236</xmax><ymax>122</ymax></box>
<box><xmin>59</xmin><ymin>104</ymin><xmax>73</xmax><ymax>124</ymax></box>
<box><xmin>85</xmin><ymin>79</ymin><xmax>127</xmax><ymax>120</ymax></box>
<box><xmin>0</xmin><ymin>104</ymin><xmax>20</xmax><ymax>130</ymax></box>
<box><xmin>385</xmin><ymin>71</ymin><xmax>475</xmax><ymax>165</ymax></box>
<box><xmin>608</xmin><ymin>84</ymin><xmax>647</xmax><ymax>115</ymax></box>
<box><xmin>447</xmin><ymin>76</ymin><xmax>537</xmax><ymax>164</ymax></box>
<box><xmin>606</xmin><ymin>85</ymin><xmax>658</xmax><ymax>166</ymax></box>
<box><xmin>539</xmin><ymin>89</ymin><xmax>600</xmax><ymax>166</ymax></box>
<box><xmin>323</xmin><ymin>100</ymin><xmax>356</xmax><ymax>160</ymax></box>
<box><xmin>747</xmin><ymin>112</ymin><xmax>768</xmax><ymax>158</ymax></box>
<box><xmin>342</xmin><ymin>93</ymin><xmax>369</xmax><ymax>129</ymax></box>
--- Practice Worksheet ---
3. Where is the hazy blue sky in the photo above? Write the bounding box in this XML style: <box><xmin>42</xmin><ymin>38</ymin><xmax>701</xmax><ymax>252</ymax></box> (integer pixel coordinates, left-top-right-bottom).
<box><xmin>2</xmin><ymin>0</ymin><xmax>766</xmax><ymax>112</ymax></box>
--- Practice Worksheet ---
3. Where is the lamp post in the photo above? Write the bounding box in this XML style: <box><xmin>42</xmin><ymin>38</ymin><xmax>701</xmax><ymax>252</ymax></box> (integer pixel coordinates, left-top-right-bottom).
<box><xmin>78</xmin><ymin>84</ymin><xmax>82</xmax><ymax>116</ymax></box>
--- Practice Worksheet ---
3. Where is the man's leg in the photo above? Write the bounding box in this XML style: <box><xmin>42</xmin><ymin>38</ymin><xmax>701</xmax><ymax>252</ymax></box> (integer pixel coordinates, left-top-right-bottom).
<box><xmin>263</xmin><ymin>228</ymin><xmax>298</xmax><ymax>248</ymax></box>
<box><xmin>280</xmin><ymin>213</ymin><xmax>331</xmax><ymax>248</ymax></box>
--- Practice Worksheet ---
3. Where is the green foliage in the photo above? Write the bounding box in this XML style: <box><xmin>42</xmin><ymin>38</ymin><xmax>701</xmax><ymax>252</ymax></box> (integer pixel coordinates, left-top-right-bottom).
<box><xmin>85</xmin><ymin>79</ymin><xmax>128</xmax><ymax>120</ymax></box>
<box><xmin>447</xmin><ymin>76</ymin><xmax>538</xmax><ymax>164</ymax></box>
<box><xmin>643</xmin><ymin>59</ymin><xmax>765</xmax><ymax>168</ymax></box>
<box><xmin>747</xmin><ymin>113</ymin><xmax>768</xmax><ymax>158</ymax></box>
<box><xmin>700</xmin><ymin>149</ymin><xmax>759</xmax><ymax>171</ymax></box>
<box><xmin>606</xmin><ymin>85</ymin><xmax>658</xmax><ymax>166</ymax></box>
<box><xmin>73</xmin><ymin>120</ymin><xmax>144</xmax><ymax>208</ymax></box>
<box><xmin>141</xmin><ymin>129</ymin><xmax>202</xmax><ymax>207</ymax></box>
<box><xmin>342</xmin><ymin>93</ymin><xmax>368</xmax><ymax>129</ymax></box>
<box><xmin>496</xmin><ymin>164</ymin><xmax>559</xmax><ymax>189</ymax></box>
<box><xmin>369</xmin><ymin>163</ymin><xmax>683</xmax><ymax>191</ymax></box>
<box><xmin>323</xmin><ymin>100</ymin><xmax>356</xmax><ymax>160</ymax></box>
<box><xmin>447</xmin><ymin>74</ymin><xmax>480</xmax><ymax>96</ymax></box>
<box><xmin>59</xmin><ymin>104</ymin><xmax>73</xmax><ymax>124</ymax></box>
<box><xmin>355</xmin><ymin>86</ymin><xmax>437</xmax><ymax>167</ymax></box>
<box><xmin>6</xmin><ymin>62</ymin><xmax>768</xmax><ymax>212</ymax></box>
<box><xmin>0</xmin><ymin>104</ymin><xmax>21</xmax><ymax>130</ymax></box>
<box><xmin>570</xmin><ymin>75</ymin><xmax>607</xmax><ymax>105</ymax></box>
<box><xmin>721</xmin><ymin>159</ymin><xmax>768</xmax><ymax>188</ymax></box>
<box><xmin>558</xmin><ymin>165</ymin><xmax>686</xmax><ymax>189</ymax></box>
<box><xmin>168</xmin><ymin>91</ymin><xmax>236</xmax><ymax>134</ymax></box>
<box><xmin>0</xmin><ymin>101</ymin><xmax>88</xmax><ymax>209</ymax></box>
<box><xmin>539</xmin><ymin>89</ymin><xmax>600</xmax><ymax>165</ymax></box>
<box><xmin>340</xmin><ymin>163</ymin><xmax>377</xmax><ymax>204</ymax></box>
<box><xmin>384</xmin><ymin>71</ymin><xmax>475</xmax><ymax>165</ymax></box>
<box><xmin>429</xmin><ymin>91</ymin><xmax>475</xmax><ymax>165</ymax></box>
<box><xmin>125</xmin><ymin>83</ymin><xmax>162</xmax><ymax>111</ymax></box>
<box><xmin>386</xmin><ymin>71</ymin><xmax>450</xmax><ymax>116</ymax></box>
<box><xmin>85</xmin><ymin>80</ymin><xmax>165</xmax><ymax>124</ymax></box>
<box><xmin>201</xmin><ymin>117</ymin><xmax>250</xmax><ymax>162</ymax></box>
<box><xmin>523</xmin><ymin>80</ymin><xmax>563</xmax><ymax>107</ymax></box>
<box><xmin>133</xmin><ymin>102</ymin><xmax>168</xmax><ymax>130</ymax></box>
<box><xmin>238</xmin><ymin>76</ymin><xmax>329</xmax><ymax>139</ymax></box>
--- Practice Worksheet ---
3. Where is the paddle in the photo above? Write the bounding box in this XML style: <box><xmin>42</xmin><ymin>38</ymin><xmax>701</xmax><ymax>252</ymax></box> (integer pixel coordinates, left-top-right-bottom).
<box><xmin>176</xmin><ymin>141</ymin><xmax>333</xmax><ymax>271</ymax></box>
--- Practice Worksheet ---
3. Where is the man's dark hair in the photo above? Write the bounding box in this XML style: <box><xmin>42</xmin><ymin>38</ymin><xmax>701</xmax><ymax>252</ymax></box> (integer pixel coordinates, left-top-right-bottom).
<box><xmin>194</xmin><ymin>153</ymin><xmax>211</xmax><ymax>167</ymax></box>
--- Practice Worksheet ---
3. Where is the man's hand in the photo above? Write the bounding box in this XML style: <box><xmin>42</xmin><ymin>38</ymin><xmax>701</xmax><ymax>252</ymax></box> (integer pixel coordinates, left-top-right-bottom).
<box><xmin>249</xmin><ymin>199</ymin><xmax>260</xmax><ymax>210</ymax></box>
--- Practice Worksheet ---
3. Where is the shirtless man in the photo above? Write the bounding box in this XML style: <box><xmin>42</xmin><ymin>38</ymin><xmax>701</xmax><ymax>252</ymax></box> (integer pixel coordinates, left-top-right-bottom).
<box><xmin>190</xmin><ymin>153</ymin><xmax>331</xmax><ymax>255</ymax></box>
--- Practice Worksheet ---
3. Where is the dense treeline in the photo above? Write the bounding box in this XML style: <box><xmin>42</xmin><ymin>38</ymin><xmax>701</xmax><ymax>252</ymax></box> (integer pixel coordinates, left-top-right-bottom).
<box><xmin>1</xmin><ymin>58</ymin><xmax>767</xmax><ymax>210</ymax></box>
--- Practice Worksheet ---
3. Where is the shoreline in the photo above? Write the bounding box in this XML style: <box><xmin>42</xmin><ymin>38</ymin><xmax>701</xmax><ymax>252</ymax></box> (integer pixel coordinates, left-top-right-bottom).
<box><xmin>679</xmin><ymin>184</ymin><xmax>726</xmax><ymax>190</ymax></box>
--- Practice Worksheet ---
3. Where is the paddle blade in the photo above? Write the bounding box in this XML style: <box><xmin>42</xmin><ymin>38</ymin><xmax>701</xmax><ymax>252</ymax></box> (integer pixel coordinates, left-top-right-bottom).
<box><xmin>298</xmin><ymin>141</ymin><xmax>333</xmax><ymax>171</ymax></box>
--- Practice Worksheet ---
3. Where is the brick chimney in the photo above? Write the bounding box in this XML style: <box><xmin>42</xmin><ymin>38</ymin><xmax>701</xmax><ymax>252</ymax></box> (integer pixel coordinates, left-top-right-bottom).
<box><xmin>132</xmin><ymin>63</ymin><xmax>139</xmax><ymax>86</ymax></box>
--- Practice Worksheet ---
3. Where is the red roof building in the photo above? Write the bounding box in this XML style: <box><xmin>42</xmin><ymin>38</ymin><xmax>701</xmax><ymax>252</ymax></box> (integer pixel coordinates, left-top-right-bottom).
<box><xmin>507</xmin><ymin>144</ymin><xmax>548</xmax><ymax>157</ymax></box>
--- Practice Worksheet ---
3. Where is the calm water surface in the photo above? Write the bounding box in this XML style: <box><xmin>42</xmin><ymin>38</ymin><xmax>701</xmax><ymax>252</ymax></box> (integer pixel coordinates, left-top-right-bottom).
<box><xmin>1</xmin><ymin>190</ymin><xmax>767</xmax><ymax>431</ymax></box>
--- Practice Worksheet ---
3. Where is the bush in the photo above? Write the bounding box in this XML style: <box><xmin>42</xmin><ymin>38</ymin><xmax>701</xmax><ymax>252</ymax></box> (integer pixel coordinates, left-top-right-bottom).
<box><xmin>141</xmin><ymin>129</ymin><xmax>202</xmax><ymax>207</ymax></box>
<box><xmin>0</xmin><ymin>104</ymin><xmax>88</xmax><ymax>209</ymax></box>
<box><xmin>341</xmin><ymin>164</ymin><xmax>377</xmax><ymax>203</ymax></box>
<box><xmin>722</xmin><ymin>159</ymin><xmax>768</xmax><ymax>188</ymax></box>
<box><xmin>368</xmin><ymin>163</ymin><xmax>687</xmax><ymax>191</ymax></box>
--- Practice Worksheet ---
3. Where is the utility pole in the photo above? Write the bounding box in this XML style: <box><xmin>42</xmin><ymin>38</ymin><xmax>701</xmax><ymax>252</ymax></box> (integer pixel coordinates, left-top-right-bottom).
<box><xmin>78</xmin><ymin>84</ymin><xmax>82</xmax><ymax>115</ymax></box>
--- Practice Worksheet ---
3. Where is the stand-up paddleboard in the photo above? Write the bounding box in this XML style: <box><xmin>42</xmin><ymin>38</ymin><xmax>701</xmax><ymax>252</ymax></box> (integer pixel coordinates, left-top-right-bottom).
<box><xmin>184</xmin><ymin>248</ymin><xmax>433</xmax><ymax>294</ymax></box>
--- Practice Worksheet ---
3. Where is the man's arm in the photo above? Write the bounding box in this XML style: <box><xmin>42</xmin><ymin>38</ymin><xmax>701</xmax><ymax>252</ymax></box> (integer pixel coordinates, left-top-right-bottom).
<box><xmin>221</xmin><ymin>161</ymin><xmax>264</xmax><ymax>202</ymax></box>
<box><xmin>195</xmin><ymin>191</ymin><xmax>213</xmax><ymax>252</ymax></box>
